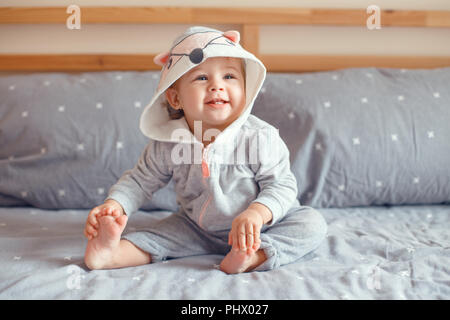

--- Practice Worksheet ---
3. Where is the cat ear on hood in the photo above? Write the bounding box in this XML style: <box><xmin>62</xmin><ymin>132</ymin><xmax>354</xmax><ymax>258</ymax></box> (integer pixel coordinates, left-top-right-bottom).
<box><xmin>153</xmin><ymin>51</ymin><xmax>170</xmax><ymax>66</ymax></box>
<box><xmin>223</xmin><ymin>30</ymin><xmax>240</xmax><ymax>44</ymax></box>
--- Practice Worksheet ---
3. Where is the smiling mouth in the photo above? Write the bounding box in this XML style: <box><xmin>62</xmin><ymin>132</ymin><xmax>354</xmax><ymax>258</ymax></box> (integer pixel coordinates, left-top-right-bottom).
<box><xmin>205</xmin><ymin>99</ymin><xmax>230</xmax><ymax>108</ymax></box>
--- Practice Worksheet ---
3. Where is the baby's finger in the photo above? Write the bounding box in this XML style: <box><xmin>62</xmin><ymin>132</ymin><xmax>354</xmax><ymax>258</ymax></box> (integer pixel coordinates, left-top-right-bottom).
<box><xmin>115</xmin><ymin>214</ymin><xmax>128</xmax><ymax>228</ymax></box>
<box><xmin>84</xmin><ymin>228</ymin><xmax>94</xmax><ymax>240</ymax></box>
<box><xmin>95</xmin><ymin>207</ymin><xmax>105</xmax><ymax>217</ymax></box>
<box><xmin>84</xmin><ymin>228</ymin><xmax>90</xmax><ymax>239</ymax></box>
<box><xmin>238</xmin><ymin>225</ymin><xmax>247</xmax><ymax>251</ymax></box>
<box><xmin>89</xmin><ymin>207</ymin><xmax>99</xmax><ymax>217</ymax></box>
<box><xmin>253</xmin><ymin>230</ymin><xmax>261</xmax><ymax>250</ymax></box>
<box><xmin>88</xmin><ymin>213</ymin><xmax>99</xmax><ymax>228</ymax></box>
<box><xmin>238</xmin><ymin>233</ymin><xmax>246</xmax><ymax>251</ymax></box>
<box><xmin>86</xmin><ymin>224</ymin><xmax>98</xmax><ymax>238</ymax></box>
<box><xmin>232</xmin><ymin>231</ymin><xmax>239</xmax><ymax>251</ymax></box>
<box><xmin>103</xmin><ymin>207</ymin><xmax>114</xmax><ymax>217</ymax></box>
<box><xmin>111</xmin><ymin>208</ymin><xmax>121</xmax><ymax>217</ymax></box>
<box><xmin>90</xmin><ymin>207</ymin><xmax>100</xmax><ymax>215</ymax></box>
<box><xmin>246</xmin><ymin>223</ymin><xmax>254</xmax><ymax>251</ymax></box>
<box><xmin>97</xmin><ymin>208</ymin><xmax>106</xmax><ymax>216</ymax></box>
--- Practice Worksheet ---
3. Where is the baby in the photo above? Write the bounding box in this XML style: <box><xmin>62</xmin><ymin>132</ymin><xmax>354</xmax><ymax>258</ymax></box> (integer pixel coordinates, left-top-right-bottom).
<box><xmin>84</xmin><ymin>26</ymin><xmax>327</xmax><ymax>274</ymax></box>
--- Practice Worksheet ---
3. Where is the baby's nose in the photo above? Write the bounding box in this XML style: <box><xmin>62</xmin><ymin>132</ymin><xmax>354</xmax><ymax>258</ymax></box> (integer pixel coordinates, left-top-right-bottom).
<box><xmin>209</xmin><ymin>76</ymin><xmax>225</xmax><ymax>91</ymax></box>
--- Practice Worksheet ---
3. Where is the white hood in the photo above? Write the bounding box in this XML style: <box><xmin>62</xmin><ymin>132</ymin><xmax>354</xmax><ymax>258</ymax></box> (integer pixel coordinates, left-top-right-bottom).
<box><xmin>140</xmin><ymin>26</ymin><xmax>266</xmax><ymax>146</ymax></box>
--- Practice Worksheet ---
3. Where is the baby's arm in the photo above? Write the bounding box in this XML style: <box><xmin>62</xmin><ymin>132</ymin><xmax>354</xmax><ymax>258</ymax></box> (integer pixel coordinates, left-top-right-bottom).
<box><xmin>85</xmin><ymin>140</ymin><xmax>172</xmax><ymax>239</ymax></box>
<box><xmin>228</xmin><ymin>128</ymin><xmax>297</xmax><ymax>252</ymax></box>
<box><xmin>248</xmin><ymin>127</ymin><xmax>298</xmax><ymax>226</ymax></box>
<box><xmin>106</xmin><ymin>139</ymin><xmax>173</xmax><ymax>217</ymax></box>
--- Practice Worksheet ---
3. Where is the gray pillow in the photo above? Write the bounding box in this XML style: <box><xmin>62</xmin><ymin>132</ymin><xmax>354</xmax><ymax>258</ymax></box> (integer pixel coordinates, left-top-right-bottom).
<box><xmin>252</xmin><ymin>67</ymin><xmax>450</xmax><ymax>208</ymax></box>
<box><xmin>1</xmin><ymin>67</ymin><xmax>449</xmax><ymax>210</ymax></box>
<box><xmin>0</xmin><ymin>71</ymin><xmax>178</xmax><ymax>211</ymax></box>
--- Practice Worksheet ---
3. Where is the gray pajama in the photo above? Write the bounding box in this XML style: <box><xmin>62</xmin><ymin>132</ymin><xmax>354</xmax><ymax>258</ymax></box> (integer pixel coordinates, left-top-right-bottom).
<box><xmin>107</xmin><ymin>116</ymin><xmax>328</xmax><ymax>271</ymax></box>
<box><xmin>122</xmin><ymin>203</ymin><xmax>327</xmax><ymax>271</ymax></box>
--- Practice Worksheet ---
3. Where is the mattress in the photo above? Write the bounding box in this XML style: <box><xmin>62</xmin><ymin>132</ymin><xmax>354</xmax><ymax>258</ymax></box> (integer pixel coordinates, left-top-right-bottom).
<box><xmin>0</xmin><ymin>205</ymin><xmax>448</xmax><ymax>300</ymax></box>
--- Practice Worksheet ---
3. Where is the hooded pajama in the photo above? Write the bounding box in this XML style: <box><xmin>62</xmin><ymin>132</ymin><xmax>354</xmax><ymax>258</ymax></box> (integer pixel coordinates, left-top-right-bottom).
<box><xmin>106</xmin><ymin>26</ymin><xmax>327</xmax><ymax>271</ymax></box>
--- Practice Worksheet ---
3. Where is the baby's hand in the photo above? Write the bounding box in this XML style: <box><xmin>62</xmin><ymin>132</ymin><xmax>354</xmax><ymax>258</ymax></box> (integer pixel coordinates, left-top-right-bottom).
<box><xmin>228</xmin><ymin>209</ymin><xmax>264</xmax><ymax>254</ymax></box>
<box><xmin>84</xmin><ymin>199</ymin><xmax>124</xmax><ymax>240</ymax></box>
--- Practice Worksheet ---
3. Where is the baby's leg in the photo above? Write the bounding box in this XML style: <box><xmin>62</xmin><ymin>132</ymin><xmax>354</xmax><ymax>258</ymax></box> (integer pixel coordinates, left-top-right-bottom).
<box><xmin>221</xmin><ymin>206</ymin><xmax>327</xmax><ymax>273</ymax></box>
<box><xmin>254</xmin><ymin>206</ymin><xmax>328</xmax><ymax>271</ymax></box>
<box><xmin>220</xmin><ymin>206</ymin><xmax>327</xmax><ymax>273</ymax></box>
<box><xmin>84</xmin><ymin>215</ymin><xmax>151</xmax><ymax>270</ymax></box>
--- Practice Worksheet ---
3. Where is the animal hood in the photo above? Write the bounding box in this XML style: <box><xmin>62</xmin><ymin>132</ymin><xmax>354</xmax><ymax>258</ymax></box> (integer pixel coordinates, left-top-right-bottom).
<box><xmin>139</xmin><ymin>26</ymin><xmax>267</xmax><ymax>146</ymax></box>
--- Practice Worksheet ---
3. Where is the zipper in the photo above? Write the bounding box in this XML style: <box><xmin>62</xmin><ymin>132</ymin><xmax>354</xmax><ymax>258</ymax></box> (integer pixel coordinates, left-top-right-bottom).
<box><xmin>198</xmin><ymin>192</ymin><xmax>212</xmax><ymax>229</ymax></box>
<box><xmin>201</xmin><ymin>145</ymin><xmax>210</xmax><ymax>178</ymax></box>
<box><xmin>198</xmin><ymin>145</ymin><xmax>211</xmax><ymax>228</ymax></box>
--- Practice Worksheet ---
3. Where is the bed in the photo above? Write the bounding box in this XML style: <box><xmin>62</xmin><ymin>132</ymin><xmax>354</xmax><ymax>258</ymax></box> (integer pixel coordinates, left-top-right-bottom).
<box><xmin>1</xmin><ymin>6</ymin><xmax>449</xmax><ymax>300</ymax></box>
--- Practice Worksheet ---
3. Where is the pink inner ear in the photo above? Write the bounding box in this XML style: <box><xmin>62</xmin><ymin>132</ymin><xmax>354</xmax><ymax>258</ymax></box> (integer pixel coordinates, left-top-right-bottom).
<box><xmin>223</xmin><ymin>30</ymin><xmax>240</xmax><ymax>44</ymax></box>
<box><xmin>154</xmin><ymin>51</ymin><xmax>170</xmax><ymax>66</ymax></box>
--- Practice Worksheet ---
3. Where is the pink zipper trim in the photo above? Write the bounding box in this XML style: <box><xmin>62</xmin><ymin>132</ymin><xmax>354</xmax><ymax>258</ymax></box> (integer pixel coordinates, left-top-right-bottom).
<box><xmin>198</xmin><ymin>192</ymin><xmax>212</xmax><ymax>229</ymax></box>
<box><xmin>198</xmin><ymin>146</ymin><xmax>211</xmax><ymax>228</ymax></box>
<box><xmin>201</xmin><ymin>147</ymin><xmax>210</xmax><ymax>178</ymax></box>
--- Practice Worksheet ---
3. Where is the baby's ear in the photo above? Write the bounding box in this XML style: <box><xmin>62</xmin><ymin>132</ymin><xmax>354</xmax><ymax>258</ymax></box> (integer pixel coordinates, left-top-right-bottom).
<box><xmin>223</xmin><ymin>30</ymin><xmax>240</xmax><ymax>44</ymax></box>
<box><xmin>154</xmin><ymin>51</ymin><xmax>170</xmax><ymax>66</ymax></box>
<box><xmin>165</xmin><ymin>87</ymin><xmax>181</xmax><ymax>110</ymax></box>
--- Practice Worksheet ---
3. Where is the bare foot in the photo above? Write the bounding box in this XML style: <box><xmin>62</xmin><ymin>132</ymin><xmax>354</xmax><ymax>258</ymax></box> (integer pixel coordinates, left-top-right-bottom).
<box><xmin>219</xmin><ymin>249</ymin><xmax>267</xmax><ymax>274</ymax></box>
<box><xmin>84</xmin><ymin>215</ymin><xmax>127</xmax><ymax>270</ymax></box>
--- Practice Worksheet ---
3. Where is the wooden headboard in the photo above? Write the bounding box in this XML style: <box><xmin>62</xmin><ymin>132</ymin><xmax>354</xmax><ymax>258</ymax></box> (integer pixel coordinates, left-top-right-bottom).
<box><xmin>1</xmin><ymin>6</ymin><xmax>450</xmax><ymax>72</ymax></box>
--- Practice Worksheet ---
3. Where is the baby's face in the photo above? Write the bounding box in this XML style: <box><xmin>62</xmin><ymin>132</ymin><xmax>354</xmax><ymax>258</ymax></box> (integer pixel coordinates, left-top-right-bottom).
<box><xmin>166</xmin><ymin>57</ymin><xmax>246</xmax><ymax>133</ymax></box>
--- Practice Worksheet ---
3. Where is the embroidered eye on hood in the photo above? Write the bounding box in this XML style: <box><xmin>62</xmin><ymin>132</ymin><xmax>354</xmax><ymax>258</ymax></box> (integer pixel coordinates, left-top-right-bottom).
<box><xmin>139</xmin><ymin>26</ymin><xmax>266</xmax><ymax>146</ymax></box>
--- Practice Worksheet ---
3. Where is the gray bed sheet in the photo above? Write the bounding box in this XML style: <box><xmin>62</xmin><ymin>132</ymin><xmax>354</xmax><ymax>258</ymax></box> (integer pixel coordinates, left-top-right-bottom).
<box><xmin>0</xmin><ymin>205</ymin><xmax>449</xmax><ymax>300</ymax></box>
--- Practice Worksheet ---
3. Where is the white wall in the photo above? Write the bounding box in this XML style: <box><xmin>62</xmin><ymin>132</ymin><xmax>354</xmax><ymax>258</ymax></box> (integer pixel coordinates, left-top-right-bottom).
<box><xmin>1</xmin><ymin>0</ymin><xmax>450</xmax><ymax>56</ymax></box>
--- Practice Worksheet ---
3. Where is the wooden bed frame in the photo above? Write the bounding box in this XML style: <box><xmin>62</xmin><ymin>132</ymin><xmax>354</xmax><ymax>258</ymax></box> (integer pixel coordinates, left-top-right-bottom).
<box><xmin>1</xmin><ymin>6</ymin><xmax>450</xmax><ymax>72</ymax></box>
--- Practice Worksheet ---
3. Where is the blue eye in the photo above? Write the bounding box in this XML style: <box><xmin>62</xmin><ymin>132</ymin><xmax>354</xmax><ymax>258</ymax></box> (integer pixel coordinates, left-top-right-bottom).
<box><xmin>195</xmin><ymin>74</ymin><xmax>235</xmax><ymax>81</ymax></box>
